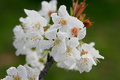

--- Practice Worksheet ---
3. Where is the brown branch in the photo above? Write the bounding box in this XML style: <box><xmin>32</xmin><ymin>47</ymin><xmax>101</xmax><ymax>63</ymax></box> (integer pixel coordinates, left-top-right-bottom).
<box><xmin>39</xmin><ymin>53</ymin><xmax>55</xmax><ymax>80</ymax></box>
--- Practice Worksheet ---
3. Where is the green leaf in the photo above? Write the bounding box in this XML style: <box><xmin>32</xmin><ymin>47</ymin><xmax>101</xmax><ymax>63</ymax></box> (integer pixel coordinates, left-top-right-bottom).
<box><xmin>70</xmin><ymin>7</ymin><xmax>73</xmax><ymax>16</ymax></box>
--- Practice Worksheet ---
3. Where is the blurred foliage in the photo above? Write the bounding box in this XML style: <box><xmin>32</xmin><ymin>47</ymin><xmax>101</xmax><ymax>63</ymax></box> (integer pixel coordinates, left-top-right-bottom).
<box><xmin>0</xmin><ymin>0</ymin><xmax>120</xmax><ymax>80</ymax></box>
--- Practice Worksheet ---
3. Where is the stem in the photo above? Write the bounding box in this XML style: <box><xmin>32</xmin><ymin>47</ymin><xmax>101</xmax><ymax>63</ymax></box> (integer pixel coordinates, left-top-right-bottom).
<box><xmin>39</xmin><ymin>53</ymin><xmax>55</xmax><ymax>80</ymax></box>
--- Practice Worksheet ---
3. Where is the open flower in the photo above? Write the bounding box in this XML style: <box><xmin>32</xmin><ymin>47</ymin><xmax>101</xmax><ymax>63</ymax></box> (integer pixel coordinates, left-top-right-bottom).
<box><xmin>76</xmin><ymin>43</ymin><xmax>104</xmax><ymax>73</ymax></box>
<box><xmin>20</xmin><ymin>9</ymin><xmax>47</xmax><ymax>33</ymax></box>
<box><xmin>26</xmin><ymin>50</ymin><xmax>45</xmax><ymax>71</ymax></box>
<box><xmin>2</xmin><ymin>65</ymin><xmax>28</xmax><ymax>80</ymax></box>
<box><xmin>24</xmin><ymin>64</ymin><xmax>40</xmax><ymax>80</ymax></box>
<box><xmin>38</xmin><ymin>29</ymin><xmax>67</xmax><ymax>62</ymax></box>
<box><xmin>56</xmin><ymin>38</ymin><xmax>80</xmax><ymax>69</ymax></box>
<box><xmin>24</xmin><ymin>30</ymin><xmax>43</xmax><ymax>48</ymax></box>
<box><xmin>51</xmin><ymin>5</ymin><xmax>86</xmax><ymax>40</ymax></box>
<box><xmin>39</xmin><ymin>0</ymin><xmax>57</xmax><ymax>23</ymax></box>
<box><xmin>13</xmin><ymin>25</ymin><xmax>27</xmax><ymax>56</ymax></box>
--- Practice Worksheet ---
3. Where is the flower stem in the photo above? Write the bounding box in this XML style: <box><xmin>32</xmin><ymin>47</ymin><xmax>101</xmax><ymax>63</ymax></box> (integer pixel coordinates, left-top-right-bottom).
<box><xmin>39</xmin><ymin>53</ymin><xmax>55</xmax><ymax>80</ymax></box>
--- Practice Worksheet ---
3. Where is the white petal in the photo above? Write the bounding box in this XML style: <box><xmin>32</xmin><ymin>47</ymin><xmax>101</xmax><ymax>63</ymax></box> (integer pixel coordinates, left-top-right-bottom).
<box><xmin>2</xmin><ymin>76</ymin><xmax>14</xmax><ymax>80</ymax></box>
<box><xmin>48</xmin><ymin>24</ymin><xmax>60</xmax><ymax>30</ymax></box>
<box><xmin>67</xmin><ymin>17</ymin><xmax>84</xmax><ymax>28</ymax></box>
<box><xmin>39</xmin><ymin>40</ymin><xmax>54</xmax><ymax>50</ymax></box>
<box><xmin>17</xmin><ymin>65</ymin><xmax>27</xmax><ymax>78</ymax></box>
<box><xmin>51</xmin><ymin>13</ymin><xmax>60</xmax><ymax>23</ymax></box>
<box><xmin>26</xmin><ymin>51</ymin><xmax>39</xmax><ymax>64</ymax></box>
<box><xmin>58</xmin><ymin>5</ymin><xmax>69</xmax><ymax>17</ymax></box>
<box><xmin>91</xmin><ymin>48</ymin><xmax>104</xmax><ymax>59</ymax></box>
<box><xmin>30</xmin><ymin>61</ymin><xmax>44</xmax><ymax>71</ymax></box>
<box><xmin>45</xmin><ymin>29</ymin><xmax>57</xmax><ymax>39</ymax></box>
<box><xmin>58</xmin><ymin>40</ymin><xmax>66</xmax><ymax>53</ymax></box>
<box><xmin>72</xmin><ymin>48</ymin><xmax>80</xmax><ymax>60</ymax></box>
<box><xmin>7</xmin><ymin>67</ymin><xmax>17</xmax><ymax>76</ymax></box>
<box><xmin>51</xmin><ymin>40</ymin><xmax>66</xmax><ymax>55</ymax></box>
<box><xmin>24</xmin><ymin>65</ymin><xmax>34</xmax><ymax>78</ymax></box>
<box><xmin>53</xmin><ymin>53</ymin><xmax>64</xmax><ymax>62</ymax></box>
<box><xmin>89</xmin><ymin>42</ymin><xmax>95</xmax><ymax>47</ymax></box>
<box><xmin>50</xmin><ymin>0</ymin><xmax>57</xmax><ymax>11</ymax></box>
<box><xmin>64</xmin><ymin>56</ymin><xmax>76</xmax><ymax>67</ymax></box>
<box><xmin>67</xmin><ymin>37</ymin><xmax>79</xmax><ymax>48</ymax></box>
<box><xmin>24</xmin><ymin>9</ymin><xmax>47</xmax><ymax>27</ymax></box>
<box><xmin>78</xmin><ymin>27</ymin><xmax>86</xmax><ymax>40</ymax></box>
<box><xmin>82</xmin><ymin>43</ymin><xmax>91</xmax><ymax>51</ymax></box>
<box><xmin>24</xmin><ymin>9</ymin><xmax>41</xmax><ymax>19</ymax></box>
<box><xmin>57</xmin><ymin>31</ymin><xmax>67</xmax><ymax>40</ymax></box>
<box><xmin>13</xmin><ymin>25</ymin><xmax>24</xmax><ymax>39</ymax></box>
<box><xmin>41</xmin><ymin>1</ymin><xmax>50</xmax><ymax>11</ymax></box>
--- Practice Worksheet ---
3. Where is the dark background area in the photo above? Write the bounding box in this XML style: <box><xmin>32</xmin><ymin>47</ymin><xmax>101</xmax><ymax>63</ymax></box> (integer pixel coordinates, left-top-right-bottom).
<box><xmin>0</xmin><ymin>0</ymin><xmax>120</xmax><ymax>80</ymax></box>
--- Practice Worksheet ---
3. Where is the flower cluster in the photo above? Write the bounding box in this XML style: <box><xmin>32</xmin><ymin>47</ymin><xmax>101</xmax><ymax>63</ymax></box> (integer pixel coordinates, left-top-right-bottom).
<box><xmin>13</xmin><ymin>0</ymin><xmax>104</xmax><ymax>73</ymax></box>
<box><xmin>2</xmin><ymin>65</ymin><xmax>40</xmax><ymax>80</ymax></box>
<box><xmin>2</xmin><ymin>0</ymin><xmax>104</xmax><ymax>79</ymax></box>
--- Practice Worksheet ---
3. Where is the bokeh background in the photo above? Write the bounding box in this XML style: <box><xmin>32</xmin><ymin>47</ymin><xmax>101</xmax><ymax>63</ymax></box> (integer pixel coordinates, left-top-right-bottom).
<box><xmin>0</xmin><ymin>0</ymin><xmax>120</xmax><ymax>80</ymax></box>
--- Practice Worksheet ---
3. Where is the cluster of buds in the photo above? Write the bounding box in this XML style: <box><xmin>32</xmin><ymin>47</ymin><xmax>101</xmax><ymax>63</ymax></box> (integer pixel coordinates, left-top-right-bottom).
<box><xmin>71</xmin><ymin>0</ymin><xmax>92</xmax><ymax>27</ymax></box>
<box><xmin>2</xmin><ymin>0</ymin><xmax>104</xmax><ymax>79</ymax></box>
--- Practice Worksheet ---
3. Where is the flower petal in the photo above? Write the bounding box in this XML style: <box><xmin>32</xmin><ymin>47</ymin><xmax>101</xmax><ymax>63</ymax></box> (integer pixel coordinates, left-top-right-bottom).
<box><xmin>17</xmin><ymin>65</ymin><xmax>27</xmax><ymax>78</ymax></box>
<box><xmin>38</xmin><ymin>40</ymin><xmax>54</xmax><ymax>50</ymax></box>
<box><xmin>7</xmin><ymin>67</ymin><xmax>17</xmax><ymax>76</ymax></box>
<box><xmin>67</xmin><ymin>37</ymin><xmax>79</xmax><ymax>48</ymax></box>
<box><xmin>58</xmin><ymin>5</ymin><xmax>69</xmax><ymax>17</ymax></box>
<box><xmin>45</xmin><ymin>29</ymin><xmax>57</xmax><ymax>39</ymax></box>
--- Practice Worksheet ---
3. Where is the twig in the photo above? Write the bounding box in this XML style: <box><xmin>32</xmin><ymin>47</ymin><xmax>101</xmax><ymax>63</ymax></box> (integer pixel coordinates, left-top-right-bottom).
<box><xmin>39</xmin><ymin>53</ymin><xmax>55</xmax><ymax>80</ymax></box>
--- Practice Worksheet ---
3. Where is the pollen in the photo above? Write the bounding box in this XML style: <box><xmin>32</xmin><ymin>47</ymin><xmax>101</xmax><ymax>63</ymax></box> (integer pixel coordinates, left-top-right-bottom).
<box><xmin>81</xmin><ymin>50</ymin><xmax>88</xmax><ymax>56</ymax></box>
<box><xmin>39</xmin><ymin>58</ymin><xmax>45</xmax><ymax>63</ymax></box>
<box><xmin>48</xmin><ymin>11</ymin><xmax>54</xmax><ymax>16</ymax></box>
<box><xmin>66</xmin><ymin>46</ymin><xmax>72</xmax><ymax>56</ymax></box>
<box><xmin>71</xmin><ymin>27</ymin><xmax>79</xmax><ymax>37</ymax></box>
<box><xmin>54</xmin><ymin>38</ymin><xmax>62</xmax><ymax>45</ymax></box>
<box><xmin>33</xmin><ymin>23</ymin><xmax>41</xmax><ymax>29</ymax></box>
<box><xmin>59</xmin><ymin>19</ymin><xmax>67</xmax><ymax>26</ymax></box>
<box><xmin>26</xmin><ymin>35</ymin><xmax>40</xmax><ymax>42</ymax></box>
<box><xmin>84</xmin><ymin>58</ymin><xmax>89</xmax><ymax>65</ymax></box>
<box><xmin>28</xmin><ymin>78</ymin><xmax>36</xmax><ymax>80</ymax></box>
<box><xmin>14</xmin><ymin>75</ymin><xmax>21</xmax><ymax>80</ymax></box>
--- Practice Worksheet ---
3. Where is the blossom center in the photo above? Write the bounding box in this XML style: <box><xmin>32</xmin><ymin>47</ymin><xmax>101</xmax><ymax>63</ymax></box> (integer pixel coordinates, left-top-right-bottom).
<box><xmin>71</xmin><ymin>27</ymin><xmax>81</xmax><ymax>37</ymax></box>
<box><xmin>59</xmin><ymin>19</ymin><xmax>67</xmax><ymax>26</ymax></box>
<box><xmin>26</xmin><ymin>35</ymin><xmax>41</xmax><ymax>42</ymax></box>
<box><xmin>28</xmin><ymin>78</ymin><xmax>36</xmax><ymax>80</ymax></box>
<box><xmin>14</xmin><ymin>75</ymin><xmax>21</xmax><ymax>80</ymax></box>
<box><xmin>83</xmin><ymin>58</ymin><xmax>89</xmax><ymax>65</ymax></box>
<box><xmin>66</xmin><ymin>46</ymin><xmax>72</xmax><ymax>56</ymax></box>
<box><xmin>39</xmin><ymin>58</ymin><xmax>45</xmax><ymax>63</ymax></box>
<box><xmin>81</xmin><ymin>58</ymin><xmax>89</xmax><ymax>65</ymax></box>
<box><xmin>48</xmin><ymin>11</ymin><xmax>54</xmax><ymax>16</ymax></box>
<box><xmin>54</xmin><ymin>38</ymin><xmax>62</xmax><ymax>45</ymax></box>
<box><xmin>33</xmin><ymin>22</ymin><xmax>41</xmax><ymax>29</ymax></box>
<box><xmin>81</xmin><ymin>50</ymin><xmax>88</xmax><ymax>56</ymax></box>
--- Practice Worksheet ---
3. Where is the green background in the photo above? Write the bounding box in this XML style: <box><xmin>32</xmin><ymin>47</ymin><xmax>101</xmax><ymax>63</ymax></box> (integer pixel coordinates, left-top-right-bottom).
<box><xmin>0</xmin><ymin>0</ymin><xmax>120</xmax><ymax>80</ymax></box>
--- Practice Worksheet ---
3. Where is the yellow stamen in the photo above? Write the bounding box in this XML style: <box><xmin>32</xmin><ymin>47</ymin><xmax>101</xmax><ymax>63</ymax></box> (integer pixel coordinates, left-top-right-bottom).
<box><xmin>59</xmin><ymin>19</ymin><xmax>67</xmax><ymax>26</ymax></box>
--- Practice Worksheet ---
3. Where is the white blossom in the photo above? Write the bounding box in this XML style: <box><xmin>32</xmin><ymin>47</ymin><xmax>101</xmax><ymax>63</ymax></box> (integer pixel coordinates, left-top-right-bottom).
<box><xmin>24</xmin><ymin>30</ymin><xmax>43</xmax><ymax>48</ymax></box>
<box><xmin>26</xmin><ymin>50</ymin><xmax>45</xmax><ymax>71</ymax></box>
<box><xmin>56</xmin><ymin>38</ymin><xmax>80</xmax><ymax>69</ymax></box>
<box><xmin>2</xmin><ymin>65</ymin><xmax>28</xmax><ymax>80</ymax></box>
<box><xmin>13</xmin><ymin>25</ymin><xmax>27</xmax><ymax>56</ymax></box>
<box><xmin>39</xmin><ymin>29</ymin><xmax>67</xmax><ymax>54</ymax></box>
<box><xmin>76</xmin><ymin>43</ymin><xmax>104</xmax><ymax>73</ymax></box>
<box><xmin>20</xmin><ymin>9</ymin><xmax>47</xmax><ymax>33</ymax></box>
<box><xmin>24</xmin><ymin>64</ymin><xmax>40</xmax><ymax>80</ymax></box>
<box><xmin>2</xmin><ymin>65</ymin><xmax>41</xmax><ymax>80</ymax></box>
<box><xmin>39</xmin><ymin>0</ymin><xmax>57</xmax><ymax>23</ymax></box>
<box><xmin>51</xmin><ymin>5</ymin><xmax>85</xmax><ymax>40</ymax></box>
<box><xmin>11</xmin><ymin>0</ymin><xmax>104</xmax><ymax>76</ymax></box>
